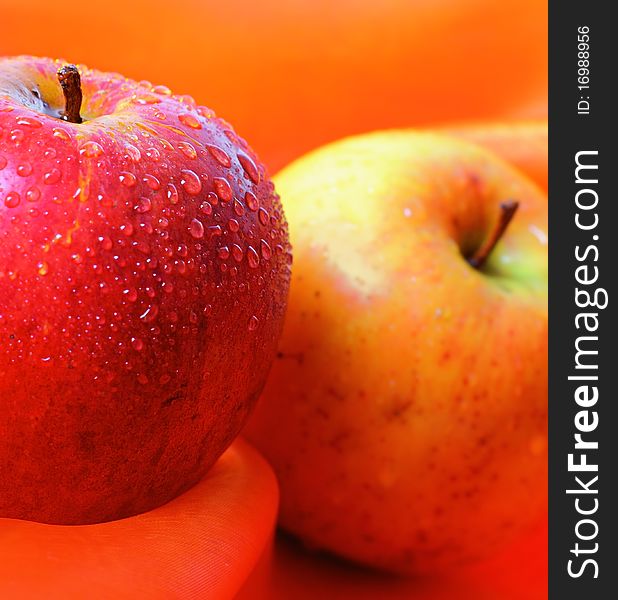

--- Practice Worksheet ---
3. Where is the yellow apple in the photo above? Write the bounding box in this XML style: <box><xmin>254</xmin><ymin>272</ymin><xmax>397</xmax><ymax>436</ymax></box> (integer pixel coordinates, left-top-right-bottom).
<box><xmin>245</xmin><ymin>131</ymin><xmax>547</xmax><ymax>573</ymax></box>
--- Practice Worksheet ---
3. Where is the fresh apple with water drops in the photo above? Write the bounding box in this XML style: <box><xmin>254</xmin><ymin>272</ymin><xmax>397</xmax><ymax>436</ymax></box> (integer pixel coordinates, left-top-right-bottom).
<box><xmin>0</xmin><ymin>56</ymin><xmax>291</xmax><ymax>525</ymax></box>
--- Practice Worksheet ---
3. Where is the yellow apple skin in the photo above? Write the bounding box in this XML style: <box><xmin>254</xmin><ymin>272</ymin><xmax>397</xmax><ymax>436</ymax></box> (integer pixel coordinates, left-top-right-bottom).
<box><xmin>245</xmin><ymin>132</ymin><xmax>547</xmax><ymax>574</ymax></box>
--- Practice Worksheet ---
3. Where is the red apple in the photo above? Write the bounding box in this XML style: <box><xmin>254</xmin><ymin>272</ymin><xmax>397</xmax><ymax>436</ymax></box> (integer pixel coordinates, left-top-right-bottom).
<box><xmin>0</xmin><ymin>56</ymin><xmax>291</xmax><ymax>524</ymax></box>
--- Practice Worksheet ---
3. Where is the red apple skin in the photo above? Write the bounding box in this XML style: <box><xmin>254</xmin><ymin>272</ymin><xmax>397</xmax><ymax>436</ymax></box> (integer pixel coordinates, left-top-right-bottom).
<box><xmin>0</xmin><ymin>56</ymin><xmax>291</xmax><ymax>525</ymax></box>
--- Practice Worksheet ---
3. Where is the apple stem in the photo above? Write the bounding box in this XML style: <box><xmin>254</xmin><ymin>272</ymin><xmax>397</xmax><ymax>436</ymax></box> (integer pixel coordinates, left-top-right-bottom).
<box><xmin>57</xmin><ymin>65</ymin><xmax>83</xmax><ymax>124</ymax></box>
<box><xmin>468</xmin><ymin>200</ymin><xmax>519</xmax><ymax>270</ymax></box>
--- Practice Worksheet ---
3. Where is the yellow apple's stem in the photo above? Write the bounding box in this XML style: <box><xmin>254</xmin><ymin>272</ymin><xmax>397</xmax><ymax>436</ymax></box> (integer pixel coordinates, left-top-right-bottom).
<box><xmin>468</xmin><ymin>200</ymin><xmax>519</xmax><ymax>270</ymax></box>
<box><xmin>57</xmin><ymin>65</ymin><xmax>83</xmax><ymax>124</ymax></box>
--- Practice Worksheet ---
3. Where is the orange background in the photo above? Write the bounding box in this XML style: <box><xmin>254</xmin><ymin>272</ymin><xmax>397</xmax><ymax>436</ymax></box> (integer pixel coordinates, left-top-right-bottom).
<box><xmin>240</xmin><ymin>518</ymin><xmax>547</xmax><ymax>600</ymax></box>
<box><xmin>1</xmin><ymin>0</ymin><xmax>547</xmax><ymax>172</ymax></box>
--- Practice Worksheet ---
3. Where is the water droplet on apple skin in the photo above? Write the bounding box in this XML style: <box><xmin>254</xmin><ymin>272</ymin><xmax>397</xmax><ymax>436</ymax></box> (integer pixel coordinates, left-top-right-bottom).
<box><xmin>26</xmin><ymin>187</ymin><xmax>40</xmax><ymax>202</ymax></box>
<box><xmin>145</xmin><ymin>147</ymin><xmax>162</xmax><ymax>162</ymax></box>
<box><xmin>132</xmin><ymin>94</ymin><xmax>161</xmax><ymax>106</ymax></box>
<box><xmin>135</xmin><ymin>197</ymin><xmax>152</xmax><ymax>213</ymax></box>
<box><xmin>245</xmin><ymin>191</ymin><xmax>259</xmax><ymax>211</ymax></box>
<box><xmin>37</xmin><ymin>261</ymin><xmax>49</xmax><ymax>276</ymax></box>
<box><xmin>52</xmin><ymin>127</ymin><xmax>71</xmax><ymax>141</ymax></box>
<box><xmin>260</xmin><ymin>239</ymin><xmax>272</xmax><ymax>260</ymax></box>
<box><xmin>178</xmin><ymin>113</ymin><xmax>202</xmax><ymax>129</ymax></box>
<box><xmin>119</xmin><ymin>171</ymin><xmax>137</xmax><ymax>187</ymax></box>
<box><xmin>207</xmin><ymin>145</ymin><xmax>231</xmax><ymax>167</ymax></box>
<box><xmin>237</xmin><ymin>152</ymin><xmax>260</xmax><ymax>184</ymax></box>
<box><xmin>16</xmin><ymin>162</ymin><xmax>32</xmax><ymax>177</ymax></box>
<box><xmin>213</xmin><ymin>177</ymin><xmax>233</xmax><ymax>202</ymax></box>
<box><xmin>140</xmin><ymin>304</ymin><xmax>159</xmax><ymax>323</ymax></box>
<box><xmin>16</xmin><ymin>116</ymin><xmax>42</xmax><ymax>129</ymax></box>
<box><xmin>9</xmin><ymin>128</ymin><xmax>25</xmax><ymax>145</ymax></box>
<box><xmin>258</xmin><ymin>208</ymin><xmax>269</xmax><ymax>226</ymax></box>
<box><xmin>43</xmin><ymin>168</ymin><xmax>62</xmax><ymax>185</ymax></box>
<box><xmin>152</xmin><ymin>84</ymin><xmax>172</xmax><ymax>96</ymax></box>
<box><xmin>180</xmin><ymin>169</ymin><xmax>202</xmax><ymax>195</ymax></box>
<box><xmin>4</xmin><ymin>192</ymin><xmax>20</xmax><ymax>208</ymax></box>
<box><xmin>123</xmin><ymin>288</ymin><xmax>139</xmax><ymax>302</ymax></box>
<box><xmin>166</xmin><ymin>183</ymin><xmax>179</xmax><ymax>204</ymax></box>
<box><xmin>189</xmin><ymin>218</ymin><xmax>205</xmax><ymax>239</ymax></box>
<box><xmin>247</xmin><ymin>246</ymin><xmax>260</xmax><ymax>268</ymax></box>
<box><xmin>231</xmin><ymin>244</ymin><xmax>243</xmax><ymax>262</ymax></box>
<box><xmin>125</xmin><ymin>144</ymin><xmax>142</xmax><ymax>163</ymax></box>
<box><xmin>80</xmin><ymin>141</ymin><xmax>104</xmax><ymax>158</ymax></box>
<box><xmin>177</xmin><ymin>141</ymin><xmax>197</xmax><ymax>160</ymax></box>
<box><xmin>143</xmin><ymin>173</ymin><xmax>161</xmax><ymax>190</ymax></box>
<box><xmin>233</xmin><ymin>199</ymin><xmax>245</xmax><ymax>217</ymax></box>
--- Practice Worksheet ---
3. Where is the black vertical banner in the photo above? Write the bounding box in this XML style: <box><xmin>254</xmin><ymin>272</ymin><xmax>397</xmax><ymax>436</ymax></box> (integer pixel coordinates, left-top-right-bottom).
<box><xmin>549</xmin><ymin>2</ymin><xmax>616</xmax><ymax>598</ymax></box>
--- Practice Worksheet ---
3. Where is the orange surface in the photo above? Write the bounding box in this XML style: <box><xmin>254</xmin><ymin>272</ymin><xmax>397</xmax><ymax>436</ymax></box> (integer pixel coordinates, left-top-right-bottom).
<box><xmin>0</xmin><ymin>0</ymin><xmax>548</xmax><ymax>172</ymax></box>
<box><xmin>0</xmin><ymin>440</ymin><xmax>278</xmax><ymax>600</ymax></box>
<box><xmin>239</xmin><ymin>519</ymin><xmax>547</xmax><ymax>599</ymax></box>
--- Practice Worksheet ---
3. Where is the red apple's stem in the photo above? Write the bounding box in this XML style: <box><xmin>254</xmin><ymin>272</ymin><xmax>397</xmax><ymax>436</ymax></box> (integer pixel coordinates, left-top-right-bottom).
<box><xmin>468</xmin><ymin>200</ymin><xmax>519</xmax><ymax>270</ymax></box>
<box><xmin>57</xmin><ymin>65</ymin><xmax>83</xmax><ymax>124</ymax></box>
